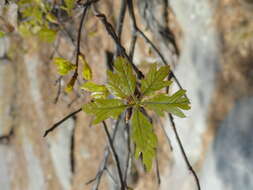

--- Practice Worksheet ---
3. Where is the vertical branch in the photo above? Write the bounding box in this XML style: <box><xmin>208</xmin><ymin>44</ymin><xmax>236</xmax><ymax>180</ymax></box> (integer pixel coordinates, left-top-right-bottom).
<box><xmin>115</xmin><ymin>0</ymin><xmax>127</xmax><ymax>56</ymax></box>
<box><xmin>168</xmin><ymin>114</ymin><xmax>201</xmax><ymax>190</ymax></box>
<box><xmin>102</xmin><ymin>121</ymin><xmax>125</xmax><ymax>190</ymax></box>
<box><xmin>124</xmin><ymin>122</ymin><xmax>131</xmax><ymax>184</ymax></box>
<box><xmin>155</xmin><ymin>155</ymin><xmax>161</xmax><ymax>185</ymax></box>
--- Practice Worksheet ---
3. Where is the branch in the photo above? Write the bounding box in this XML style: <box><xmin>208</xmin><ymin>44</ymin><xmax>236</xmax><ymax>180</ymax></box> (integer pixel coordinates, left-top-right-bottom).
<box><xmin>91</xmin><ymin>4</ymin><xmax>144</xmax><ymax>79</ymax></box>
<box><xmin>124</xmin><ymin>122</ymin><xmax>131</xmax><ymax>184</ymax></box>
<box><xmin>73</xmin><ymin>4</ymin><xmax>89</xmax><ymax>78</ymax></box>
<box><xmin>102</xmin><ymin>121</ymin><xmax>125</xmax><ymax>190</ymax></box>
<box><xmin>86</xmin><ymin>117</ymin><xmax>121</xmax><ymax>189</ymax></box>
<box><xmin>43</xmin><ymin>108</ymin><xmax>82</xmax><ymax>137</ymax></box>
<box><xmin>168</xmin><ymin>113</ymin><xmax>201</xmax><ymax>190</ymax></box>
<box><xmin>155</xmin><ymin>155</ymin><xmax>161</xmax><ymax>185</ymax></box>
<box><xmin>126</xmin><ymin>0</ymin><xmax>183</xmax><ymax>92</ymax></box>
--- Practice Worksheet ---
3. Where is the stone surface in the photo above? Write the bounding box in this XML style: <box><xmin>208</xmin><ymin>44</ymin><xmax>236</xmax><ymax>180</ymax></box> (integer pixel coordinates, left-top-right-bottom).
<box><xmin>202</xmin><ymin>97</ymin><xmax>253</xmax><ymax>190</ymax></box>
<box><xmin>0</xmin><ymin>0</ymin><xmax>253</xmax><ymax>190</ymax></box>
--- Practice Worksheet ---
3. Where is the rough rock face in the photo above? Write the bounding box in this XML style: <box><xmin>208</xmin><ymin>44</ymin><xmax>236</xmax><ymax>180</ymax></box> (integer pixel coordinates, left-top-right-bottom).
<box><xmin>202</xmin><ymin>98</ymin><xmax>253</xmax><ymax>190</ymax></box>
<box><xmin>1</xmin><ymin>0</ymin><xmax>253</xmax><ymax>190</ymax></box>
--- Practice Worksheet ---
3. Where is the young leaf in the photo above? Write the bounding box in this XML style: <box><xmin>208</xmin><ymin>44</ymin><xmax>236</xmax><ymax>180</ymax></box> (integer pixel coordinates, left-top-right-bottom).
<box><xmin>131</xmin><ymin>108</ymin><xmax>157</xmax><ymax>171</ymax></box>
<box><xmin>80</xmin><ymin>81</ymin><xmax>109</xmax><ymax>99</ymax></box>
<box><xmin>79</xmin><ymin>54</ymin><xmax>92</xmax><ymax>80</ymax></box>
<box><xmin>0</xmin><ymin>31</ymin><xmax>5</xmax><ymax>38</ymax></box>
<box><xmin>64</xmin><ymin>0</ymin><xmax>75</xmax><ymax>15</ymax></box>
<box><xmin>141</xmin><ymin>64</ymin><xmax>172</xmax><ymax>96</ymax></box>
<box><xmin>106</xmin><ymin>57</ymin><xmax>136</xmax><ymax>99</ymax></box>
<box><xmin>65</xmin><ymin>74</ymin><xmax>77</xmax><ymax>93</ymax></box>
<box><xmin>83</xmin><ymin>99</ymin><xmax>126</xmax><ymax>124</ymax></box>
<box><xmin>142</xmin><ymin>89</ymin><xmax>190</xmax><ymax>118</ymax></box>
<box><xmin>38</xmin><ymin>27</ymin><xmax>57</xmax><ymax>43</ymax></box>
<box><xmin>52</xmin><ymin>57</ymin><xmax>76</xmax><ymax>75</ymax></box>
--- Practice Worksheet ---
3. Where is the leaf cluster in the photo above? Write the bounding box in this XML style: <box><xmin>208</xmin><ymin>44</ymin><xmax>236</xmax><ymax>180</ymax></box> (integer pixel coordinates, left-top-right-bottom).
<box><xmin>17</xmin><ymin>0</ymin><xmax>75</xmax><ymax>42</ymax></box>
<box><xmin>82</xmin><ymin>57</ymin><xmax>190</xmax><ymax>170</ymax></box>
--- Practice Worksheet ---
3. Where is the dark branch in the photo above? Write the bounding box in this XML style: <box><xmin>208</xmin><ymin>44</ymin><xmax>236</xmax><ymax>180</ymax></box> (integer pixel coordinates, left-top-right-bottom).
<box><xmin>102</xmin><ymin>121</ymin><xmax>125</xmax><ymax>190</ymax></box>
<box><xmin>155</xmin><ymin>155</ymin><xmax>161</xmax><ymax>185</ymax></box>
<box><xmin>91</xmin><ymin>5</ymin><xmax>144</xmax><ymax>79</ymax></box>
<box><xmin>124</xmin><ymin>122</ymin><xmax>131</xmax><ymax>185</ymax></box>
<box><xmin>43</xmin><ymin>108</ymin><xmax>82</xmax><ymax>137</ymax></box>
<box><xmin>86</xmin><ymin>117</ymin><xmax>121</xmax><ymax>189</ymax></box>
<box><xmin>168</xmin><ymin>113</ymin><xmax>201</xmax><ymax>190</ymax></box>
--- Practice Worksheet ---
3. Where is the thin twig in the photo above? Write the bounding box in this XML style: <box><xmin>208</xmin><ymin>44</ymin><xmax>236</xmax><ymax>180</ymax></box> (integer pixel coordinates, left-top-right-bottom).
<box><xmin>74</xmin><ymin>4</ymin><xmax>89</xmax><ymax>78</ymax></box>
<box><xmin>116</xmin><ymin>0</ymin><xmax>127</xmax><ymax>43</ymax></box>
<box><xmin>91</xmin><ymin>5</ymin><xmax>144</xmax><ymax>79</ymax></box>
<box><xmin>168</xmin><ymin>114</ymin><xmax>201</xmax><ymax>190</ymax></box>
<box><xmin>124</xmin><ymin>122</ymin><xmax>131</xmax><ymax>184</ymax></box>
<box><xmin>54</xmin><ymin>76</ymin><xmax>62</xmax><ymax>104</ymax></box>
<box><xmin>87</xmin><ymin>117</ymin><xmax>121</xmax><ymax>189</ymax></box>
<box><xmin>102</xmin><ymin>121</ymin><xmax>125</xmax><ymax>190</ymax></box>
<box><xmin>105</xmin><ymin>167</ymin><xmax>118</xmax><ymax>185</ymax></box>
<box><xmin>126</xmin><ymin>0</ymin><xmax>183</xmax><ymax>92</ymax></box>
<box><xmin>155</xmin><ymin>155</ymin><xmax>161</xmax><ymax>185</ymax></box>
<box><xmin>43</xmin><ymin>108</ymin><xmax>82</xmax><ymax>137</ymax></box>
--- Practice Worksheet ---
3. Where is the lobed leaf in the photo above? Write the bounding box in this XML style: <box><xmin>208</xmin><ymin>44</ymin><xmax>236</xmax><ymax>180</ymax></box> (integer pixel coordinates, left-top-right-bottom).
<box><xmin>106</xmin><ymin>57</ymin><xmax>136</xmax><ymax>99</ymax></box>
<box><xmin>83</xmin><ymin>99</ymin><xmax>126</xmax><ymax>124</ymax></box>
<box><xmin>131</xmin><ymin>107</ymin><xmax>157</xmax><ymax>171</ymax></box>
<box><xmin>52</xmin><ymin>57</ymin><xmax>76</xmax><ymax>75</ymax></box>
<box><xmin>80</xmin><ymin>81</ymin><xmax>109</xmax><ymax>99</ymax></box>
<box><xmin>142</xmin><ymin>89</ymin><xmax>190</xmax><ymax>118</ymax></box>
<box><xmin>141</xmin><ymin>64</ymin><xmax>172</xmax><ymax>96</ymax></box>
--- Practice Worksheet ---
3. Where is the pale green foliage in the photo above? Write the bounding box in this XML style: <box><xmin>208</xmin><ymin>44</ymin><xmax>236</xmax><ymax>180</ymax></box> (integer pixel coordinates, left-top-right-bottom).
<box><xmin>142</xmin><ymin>90</ymin><xmax>190</xmax><ymax>118</ymax></box>
<box><xmin>141</xmin><ymin>64</ymin><xmax>172</xmax><ymax>96</ymax></box>
<box><xmin>63</xmin><ymin>0</ymin><xmax>75</xmax><ymax>15</ymax></box>
<box><xmin>107</xmin><ymin>57</ymin><xmax>136</xmax><ymax>99</ymax></box>
<box><xmin>80</xmin><ymin>81</ymin><xmax>109</xmax><ymax>99</ymax></box>
<box><xmin>79</xmin><ymin>54</ymin><xmax>92</xmax><ymax>80</ymax></box>
<box><xmin>0</xmin><ymin>31</ymin><xmax>5</xmax><ymax>38</ymax></box>
<box><xmin>131</xmin><ymin>108</ymin><xmax>157</xmax><ymax>171</ymax></box>
<box><xmin>17</xmin><ymin>0</ymin><xmax>57</xmax><ymax>42</ymax></box>
<box><xmin>70</xmin><ymin>57</ymin><xmax>190</xmax><ymax>171</ymax></box>
<box><xmin>52</xmin><ymin>57</ymin><xmax>76</xmax><ymax>75</ymax></box>
<box><xmin>83</xmin><ymin>99</ymin><xmax>127</xmax><ymax>124</ymax></box>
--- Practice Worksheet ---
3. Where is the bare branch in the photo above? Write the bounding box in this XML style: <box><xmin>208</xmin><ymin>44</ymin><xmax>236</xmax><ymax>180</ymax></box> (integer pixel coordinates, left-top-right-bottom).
<box><xmin>43</xmin><ymin>108</ymin><xmax>82</xmax><ymax>137</ymax></box>
<box><xmin>168</xmin><ymin>113</ymin><xmax>201</xmax><ymax>190</ymax></box>
<box><xmin>102</xmin><ymin>121</ymin><xmax>125</xmax><ymax>190</ymax></box>
<box><xmin>155</xmin><ymin>155</ymin><xmax>161</xmax><ymax>185</ymax></box>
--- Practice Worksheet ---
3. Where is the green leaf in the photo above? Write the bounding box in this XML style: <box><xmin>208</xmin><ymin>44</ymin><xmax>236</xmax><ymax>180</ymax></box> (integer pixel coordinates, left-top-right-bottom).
<box><xmin>38</xmin><ymin>27</ymin><xmax>57</xmax><ymax>43</ymax></box>
<box><xmin>64</xmin><ymin>0</ymin><xmax>75</xmax><ymax>15</ymax></box>
<box><xmin>65</xmin><ymin>74</ymin><xmax>77</xmax><ymax>93</ymax></box>
<box><xmin>141</xmin><ymin>64</ymin><xmax>172</xmax><ymax>96</ymax></box>
<box><xmin>83</xmin><ymin>99</ymin><xmax>126</xmax><ymax>124</ymax></box>
<box><xmin>52</xmin><ymin>57</ymin><xmax>76</xmax><ymax>75</ymax></box>
<box><xmin>106</xmin><ymin>57</ymin><xmax>136</xmax><ymax>99</ymax></box>
<box><xmin>131</xmin><ymin>108</ymin><xmax>157</xmax><ymax>171</ymax></box>
<box><xmin>0</xmin><ymin>31</ymin><xmax>5</xmax><ymax>38</ymax></box>
<box><xmin>80</xmin><ymin>81</ymin><xmax>109</xmax><ymax>99</ymax></box>
<box><xmin>79</xmin><ymin>54</ymin><xmax>92</xmax><ymax>80</ymax></box>
<box><xmin>142</xmin><ymin>90</ymin><xmax>190</xmax><ymax>118</ymax></box>
<box><xmin>46</xmin><ymin>13</ymin><xmax>58</xmax><ymax>24</ymax></box>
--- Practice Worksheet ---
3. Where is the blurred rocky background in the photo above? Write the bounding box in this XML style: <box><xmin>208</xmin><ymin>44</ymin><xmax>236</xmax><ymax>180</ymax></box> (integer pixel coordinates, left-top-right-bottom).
<box><xmin>0</xmin><ymin>0</ymin><xmax>253</xmax><ymax>190</ymax></box>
